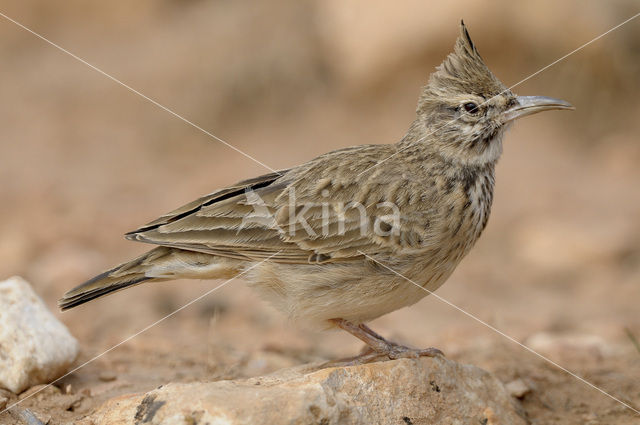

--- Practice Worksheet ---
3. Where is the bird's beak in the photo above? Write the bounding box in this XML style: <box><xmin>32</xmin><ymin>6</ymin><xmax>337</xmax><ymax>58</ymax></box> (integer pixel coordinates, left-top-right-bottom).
<box><xmin>502</xmin><ymin>96</ymin><xmax>574</xmax><ymax>123</ymax></box>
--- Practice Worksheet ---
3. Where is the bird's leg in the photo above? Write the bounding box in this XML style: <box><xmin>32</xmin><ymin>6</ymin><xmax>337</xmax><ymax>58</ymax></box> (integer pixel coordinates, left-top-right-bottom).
<box><xmin>330</xmin><ymin>319</ymin><xmax>392</xmax><ymax>353</ymax></box>
<box><xmin>328</xmin><ymin>318</ymin><xmax>444</xmax><ymax>364</ymax></box>
<box><xmin>357</xmin><ymin>323</ymin><xmax>399</xmax><ymax>346</ymax></box>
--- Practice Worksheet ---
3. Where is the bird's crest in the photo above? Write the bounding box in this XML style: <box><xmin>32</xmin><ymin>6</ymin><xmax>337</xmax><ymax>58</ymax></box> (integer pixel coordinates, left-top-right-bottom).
<box><xmin>420</xmin><ymin>21</ymin><xmax>508</xmax><ymax>105</ymax></box>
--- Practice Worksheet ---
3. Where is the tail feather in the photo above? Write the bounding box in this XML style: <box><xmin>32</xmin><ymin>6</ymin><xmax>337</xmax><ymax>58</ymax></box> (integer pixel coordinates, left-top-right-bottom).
<box><xmin>59</xmin><ymin>246</ymin><xmax>236</xmax><ymax>310</ymax></box>
<box><xmin>58</xmin><ymin>272</ymin><xmax>151</xmax><ymax>310</ymax></box>
<box><xmin>58</xmin><ymin>247</ymin><xmax>170</xmax><ymax>310</ymax></box>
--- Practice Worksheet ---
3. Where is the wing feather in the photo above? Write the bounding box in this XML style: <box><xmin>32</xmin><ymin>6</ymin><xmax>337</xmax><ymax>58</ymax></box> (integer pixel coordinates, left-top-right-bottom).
<box><xmin>126</xmin><ymin>145</ymin><xmax>441</xmax><ymax>263</ymax></box>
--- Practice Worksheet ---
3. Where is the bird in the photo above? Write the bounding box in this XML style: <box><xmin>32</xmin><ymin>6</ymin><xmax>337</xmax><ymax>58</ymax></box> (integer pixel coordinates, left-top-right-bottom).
<box><xmin>60</xmin><ymin>22</ymin><xmax>573</xmax><ymax>363</ymax></box>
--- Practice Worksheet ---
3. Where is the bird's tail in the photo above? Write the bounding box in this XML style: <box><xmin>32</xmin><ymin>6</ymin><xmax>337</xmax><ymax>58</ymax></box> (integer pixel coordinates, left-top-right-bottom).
<box><xmin>58</xmin><ymin>247</ymin><xmax>173</xmax><ymax>310</ymax></box>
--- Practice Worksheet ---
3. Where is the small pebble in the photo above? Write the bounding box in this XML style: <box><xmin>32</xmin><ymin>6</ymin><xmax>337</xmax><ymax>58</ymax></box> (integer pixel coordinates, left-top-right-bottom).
<box><xmin>582</xmin><ymin>412</ymin><xmax>599</xmax><ymax>425</ymax></box>
<box><xmin>18</xmin><ymin>384</ymin><xmax>54</xmax><ymax>400</ymax></box>
<box><xmin>98</xmin><ymin>371</ymin><xmax>117</xmax><ymax>382</ymax></box>
<box><xmin>0</xmin><ymin>395</ymin><xmax>8</xmax><ymax>410</ymax></box>
<box><xmin>12</xmin><ymin>408</ymin><xmax>50</xmax><ymax>425</ymax></box>
<box><xmin>505</xmin><ymin>379</ymin><xmax>530</xmax><ymax>398</ymax></box>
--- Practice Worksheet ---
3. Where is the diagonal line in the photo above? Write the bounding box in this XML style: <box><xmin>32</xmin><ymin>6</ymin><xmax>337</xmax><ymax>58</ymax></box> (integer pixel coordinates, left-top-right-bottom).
<box><xmin>358</xmin><ymin>251</ymin><xmax>640</xmax><ymax>416</ymax></box>
<box><xmin>356</xmin><ymin>11</ymin><xmax>640</xmax><ymax>178</ymax></box>
<box><xmin>2</xmin><ymin>7</ymin><xmax>638</xmax><ymax>415</ymax></box>
<box><xmin>0</xmin><ymin>11</ymin><xmax>280</xmax><ymax>175</ymax></box>
<box><xmin>0</xmin><ymin>252</ymin><xmax>281</xmax><ymax>416</ymax></box>
<box><xmin>508</xmin><ymin>11</ymin><xmax>640</xmax><ymax>90</ymax></box>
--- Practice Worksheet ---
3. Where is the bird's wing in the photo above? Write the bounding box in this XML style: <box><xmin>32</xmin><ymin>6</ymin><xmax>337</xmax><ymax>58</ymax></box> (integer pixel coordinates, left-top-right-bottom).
<box><xmin>128</xmin><ymin>171</ymin><xmax>286</xmax><ymax>233</ymax></box>
<box><xmin>126</xmin><ymin>147</ymin><xmax>440</xmax><ymax>264</ymax></box>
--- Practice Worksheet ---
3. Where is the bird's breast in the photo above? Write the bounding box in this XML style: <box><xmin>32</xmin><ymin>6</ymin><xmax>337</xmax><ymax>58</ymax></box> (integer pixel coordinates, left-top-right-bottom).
<box><xmin>441</xmin><ymin>167</ymin><xmax>495</xmax><ymax>263</ymax></box>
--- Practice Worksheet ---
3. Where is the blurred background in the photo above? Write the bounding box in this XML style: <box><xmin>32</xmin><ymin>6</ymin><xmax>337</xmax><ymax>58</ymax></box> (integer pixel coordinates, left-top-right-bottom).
<box><xmin>1</xmin><ymin>0</ymin><xmax>639</xmax><ymax>422</ymax></box>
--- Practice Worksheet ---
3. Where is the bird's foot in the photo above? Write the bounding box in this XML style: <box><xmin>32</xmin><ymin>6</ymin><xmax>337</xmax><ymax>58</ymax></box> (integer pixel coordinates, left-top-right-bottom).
<box><xmin>325</xmin><ymin>345</ymin><xmax>444</xmax><ymax>367</ymax></box>
<box><xmin>323</xmin><ymin>348</ymin><xmax>385</xmax><ymax>367</ymax></box>
<box><xmin>384</xmin><ymin>344</ymin><xmax>444</xmax><ymax>360</ymax></box>
<box><xmin>325</xmin><ymin>319</ymin><xmax>444</xmax><ymax>366</ymax></box>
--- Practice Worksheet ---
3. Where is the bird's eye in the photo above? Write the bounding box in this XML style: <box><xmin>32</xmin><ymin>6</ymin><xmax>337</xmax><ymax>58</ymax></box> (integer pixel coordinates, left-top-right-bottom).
<box><xmin>463</xmin><ymin>102</ymin><xmax>479</xmax><ymax>114</ymax></box>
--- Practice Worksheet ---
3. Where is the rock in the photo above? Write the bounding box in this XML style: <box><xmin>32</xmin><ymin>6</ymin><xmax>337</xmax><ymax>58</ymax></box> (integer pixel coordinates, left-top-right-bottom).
<box><xmin>0</xmin><ymin>276</ymin><xmax>79</xmax><ymax>394</ymax></box>
<box><xmin>98</xmin><ymin>371</ymin><xmax>117</xmax><ymax>382</ymax></box>
<box><xmin>0</xmin><ymin>389</ymin><xmax>12</xmax><ymax>410</ymax></box>
<box><xmin>18</xmin><ymin>383</ymin><xmax>61</xmax><ymax>401</ymax></box>
<box><xmin>86</xmin><ymin>357</ymin><xmax>526</xmax><ymax>425</ymax></box>
<box><xmin>505</xmin><ymin>379</ymin><xmax>531</xmax><ymax>399</ymax></box>
<box><xmin>10</xmin><ymin>408</ymin><xmax>50</xmax><ymax>425</ymax></box>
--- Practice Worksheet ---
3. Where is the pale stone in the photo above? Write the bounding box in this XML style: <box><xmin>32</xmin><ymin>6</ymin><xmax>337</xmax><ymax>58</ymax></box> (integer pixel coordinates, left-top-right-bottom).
<box><xmin>505</xmin><ymin>378</ymin><xmax>531</xmax><ymax>398</ymax></box>
<box><xmin>0</xmin><ymin>276</ymin><xmax>79</xmax><ymax>394</ymax></box>
<box><xmin>86</xmin><ymin>357</ymin><xmax>526</xmax><ymax>425</ymax></box>
<box><xmin>98</xmin><ymin>371</ymin><xmax>117</xmax><ymax>382</ymax></box>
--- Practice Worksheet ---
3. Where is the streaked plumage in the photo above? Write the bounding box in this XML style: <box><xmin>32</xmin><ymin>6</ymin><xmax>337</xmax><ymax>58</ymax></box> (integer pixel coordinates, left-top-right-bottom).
<box><xmin>60</xmin><ymin>22</ymin><xmax>573</xmax><ymax>362</ymax></box>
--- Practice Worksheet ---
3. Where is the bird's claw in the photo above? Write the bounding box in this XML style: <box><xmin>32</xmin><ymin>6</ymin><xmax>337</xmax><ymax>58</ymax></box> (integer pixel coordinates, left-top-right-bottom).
<box><xmin>386</xmin><ymin>345</ymin><xmax>444</xmax><ymax>360</ymax></box>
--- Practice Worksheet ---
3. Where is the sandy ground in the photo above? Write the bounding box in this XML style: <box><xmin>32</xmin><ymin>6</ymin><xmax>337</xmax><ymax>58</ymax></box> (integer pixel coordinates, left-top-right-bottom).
<box><xmin>1</xmin><ymin>2</ymin><xmax>639</xmax><ymax>424</ymax></box>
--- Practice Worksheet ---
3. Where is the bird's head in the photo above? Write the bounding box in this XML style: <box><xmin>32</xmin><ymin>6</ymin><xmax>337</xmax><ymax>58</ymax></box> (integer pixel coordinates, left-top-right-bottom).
<box><xmin>413</xmin><ymin>21</ymin><xmax>573</xmax><ymax>166</ymax></box>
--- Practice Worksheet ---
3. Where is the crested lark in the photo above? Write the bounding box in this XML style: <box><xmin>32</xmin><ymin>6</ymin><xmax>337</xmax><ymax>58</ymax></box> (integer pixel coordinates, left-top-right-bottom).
<box><xmin>60</xmin><ymin>22</ymin><xmax>573</xmax><ymax>362</ymax></box>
